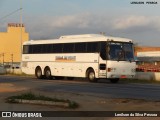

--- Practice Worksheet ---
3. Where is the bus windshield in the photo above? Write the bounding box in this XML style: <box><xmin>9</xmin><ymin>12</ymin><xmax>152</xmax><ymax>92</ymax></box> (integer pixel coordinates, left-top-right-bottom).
<box><xmin>108</xmin><ymin>42</ymin><xmax>134</xmax><ymax>61</ymax></box>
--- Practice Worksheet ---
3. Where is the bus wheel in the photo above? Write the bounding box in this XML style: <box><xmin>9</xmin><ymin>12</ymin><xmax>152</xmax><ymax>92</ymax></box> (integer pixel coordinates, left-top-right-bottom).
<box><xmin>110</xmin><ymin>78</ymin><xmax>119</xmax><ymax>83</ymax></box>
<box><xmin>35</xmin><ymin>67</ymin><xmax>43</xmax><ymax>79</ymax></box>
<box><xmin>67</xmin><ymin>77</ymin><xmax>74</xmax><ymax>80</ymax></box>
<box><xmin>44</xmin><ymin>67</ymin><xmax>52</xmax><ymax>79</ymax></box>
<box><xmin>86</xmin><ymin>69</ymin><xmax>97</xmax><ymax>82</ymax></box>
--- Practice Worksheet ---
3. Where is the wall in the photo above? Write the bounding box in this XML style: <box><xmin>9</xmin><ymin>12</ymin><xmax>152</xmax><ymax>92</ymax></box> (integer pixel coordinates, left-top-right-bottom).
<box><xmin>135</xmin><ymin>72</ymin><xmax>160</xmax><ymax>81</ymax></box>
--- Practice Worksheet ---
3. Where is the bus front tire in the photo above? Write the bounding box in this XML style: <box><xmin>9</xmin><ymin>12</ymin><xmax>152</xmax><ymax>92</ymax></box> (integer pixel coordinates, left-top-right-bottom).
<box><xmin>86</xmin><ymin>69</ymin><xmax>97</xmax><ymax>82</ymax></box>
<box><xmin>44</xmin><ymin>67</ymin><xmax>52</xmax><ymax>79</ymax></box>
<box><xmin>110</xmin><ymin>78</ymin><xmax>119</xmax><ymax>83</ymax></box>
<box><xmin>35</xmin><ymin>67</ymin><xmax>43</xmax><ymax>79</ymax></box>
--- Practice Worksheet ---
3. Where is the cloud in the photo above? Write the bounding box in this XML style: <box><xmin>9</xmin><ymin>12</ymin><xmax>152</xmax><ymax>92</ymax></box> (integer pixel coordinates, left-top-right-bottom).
<box><xmin>0</xmin><ymin>1</ymin><xmax>4</xmax><ymax>7</ymax></box>
<box><xmin>112</xmin><ymin>15</ymin><xmax>160</xmax><ymax>30</ymax></box>
<box><xmin>11</xmin><ymin>14</ymin><xmax>160</xmax><ymax>46</ymax></box>
<box><xmin>25</xmin><ymin>13</ymin><xmax>111</xmax><ymax>39</ymax></box>
<box><xmin>49</xmin><ymin>13</ymin><xmax>92</xmax><ymax>29</ymax></box>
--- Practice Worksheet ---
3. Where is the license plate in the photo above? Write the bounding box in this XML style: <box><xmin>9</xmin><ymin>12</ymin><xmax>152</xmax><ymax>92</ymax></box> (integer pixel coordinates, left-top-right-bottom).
<box><xmin>121</xmin><ymin>75</ymin><xmax>126</xmax><ymax>78</ymax></box>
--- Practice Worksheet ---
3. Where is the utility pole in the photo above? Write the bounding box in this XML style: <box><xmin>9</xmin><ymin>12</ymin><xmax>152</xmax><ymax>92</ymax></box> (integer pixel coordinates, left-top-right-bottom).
<box><xmin>11</xmin><ymin>54</ymin><xmax>13</xmax><ymax>68</ymax></box>
<box><xmin>2</xmin><ymin>53</ymin><xmax>4</xmax><ymax>66</ymax></box>
<box><xmin>20</xmin><ymin>0</ymin><xmax>23</xmax><ymax>69</ymax></box>
<box><xmin>0</xmin><ymin>54</ymin><xmax>1</xmax><ymax>65</ymax></box>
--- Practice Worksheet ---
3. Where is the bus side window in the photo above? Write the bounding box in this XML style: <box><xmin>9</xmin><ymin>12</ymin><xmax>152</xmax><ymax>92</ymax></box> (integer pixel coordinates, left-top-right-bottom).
<box><xmin>75</xmin><ymin>43</ymin><xmax>86</xmax><ymax>53</ymax></box>
<box><xmin>23</xmin><ymin>45</ymin><xmax>29</xmax><ymax>54</ymax></box>
<box><xmin>87</xmin><ymin>42</ymin><xmax>99</xmax><ymax>53</ymax></box>
<box><xmin>32</xmin><ymin>44</ymin><xmax>41</xmax><ymax>53</ymax></box>
<box><xmin>43</xmin><ymin>44</ymin><xmax>52</xmax><ymax>53</ymax></box>
<box><xmin>47</xmin><ymin>44</ymin><xmax>53</xmax><ymax>53</ymax></box>
<box><xmin>52</xmin><ymin>44</ymin><xmax>63</xmax><ymax>53</ymax></box>
<box><xmin>100</xmin><ymin>42</ymin><xmax>106</xmax><ymax>60</ymax></box>
<box><xmin>63</xmin><ymin>43</ymin><xmax>74</xmax><ymax>53</ymax></box>
<box><xmin>29</xmin><ymin>45</ymin><xmax>33</xmax><ymax>54</ymax></box>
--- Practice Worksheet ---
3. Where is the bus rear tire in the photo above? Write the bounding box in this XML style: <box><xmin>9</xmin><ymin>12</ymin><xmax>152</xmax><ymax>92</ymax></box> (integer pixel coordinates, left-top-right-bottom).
<box><xmin>86</xmin><ymin>69</ymin><xmax>97</xmax><ymax>82</ymax></box>
<box><xmin>110</xmin><ymin>78</ymin><xmax>119</xmax><ymax>83</ymax></box>
<box><xmin>35</xmin><ymin>67</ymin><xmax>43</xmax><ymax>79</ymax></box>
<box><xmin>44</xmin><ymin>67</ymin><xmax>52</xmax><ymax>79</ymax></box>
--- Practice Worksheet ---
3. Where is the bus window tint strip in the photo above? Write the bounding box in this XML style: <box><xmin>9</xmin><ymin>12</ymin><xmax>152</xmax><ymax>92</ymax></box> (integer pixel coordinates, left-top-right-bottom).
<box><xmin>23</xmin><ymin>42</ymin><xmax>100</xmax><ymax>54</ymax></box>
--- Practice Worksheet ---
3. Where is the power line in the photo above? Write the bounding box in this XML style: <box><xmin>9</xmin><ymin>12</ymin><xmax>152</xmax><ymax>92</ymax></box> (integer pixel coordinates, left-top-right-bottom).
<box><xmin>0</xmin><ymin>8</ymin><xmax>22</xmax><ymax>21</ymax></box>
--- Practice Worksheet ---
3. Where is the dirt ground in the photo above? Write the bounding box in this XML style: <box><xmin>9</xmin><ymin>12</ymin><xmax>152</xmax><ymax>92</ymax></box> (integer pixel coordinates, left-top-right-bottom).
<box><xmin>0</xmin><ymin>83</ymin><xmax>27</xmax><ymax>93</ymax></box>
<box><xmin>0</xmin><ymin>83</ymin><xmax>160</xmax><ymax>120</ymax></box>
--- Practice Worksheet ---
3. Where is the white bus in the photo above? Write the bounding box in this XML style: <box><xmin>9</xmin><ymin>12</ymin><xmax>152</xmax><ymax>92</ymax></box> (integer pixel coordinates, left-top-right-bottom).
<box><xmin>22</xmin><ymin>34</ymin><xmax>136</xmax><ymax>83</ymax></box>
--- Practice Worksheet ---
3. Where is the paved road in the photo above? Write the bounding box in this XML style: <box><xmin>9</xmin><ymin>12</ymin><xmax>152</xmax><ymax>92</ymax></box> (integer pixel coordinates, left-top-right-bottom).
<box><xmin>0</xmin><ymin>75</ymin><xmax>160</xmax><ymax>101</ymax></box>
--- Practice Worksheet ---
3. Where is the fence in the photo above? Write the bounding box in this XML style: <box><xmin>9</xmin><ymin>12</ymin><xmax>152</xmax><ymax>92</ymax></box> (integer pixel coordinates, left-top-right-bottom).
<box><xmin>136</xmin><ymin>65</ymin><xmax>160</xmax><ymax>72</ymax></box>
<box><xmin>0</xmin><ymin>66</ymin><xmax>6</xmax><ymax>74</ymax></box>
<box><xmin>5</xmin><ymin>68</ymin><xmax>22</xmax><ymax>74</ymax></box>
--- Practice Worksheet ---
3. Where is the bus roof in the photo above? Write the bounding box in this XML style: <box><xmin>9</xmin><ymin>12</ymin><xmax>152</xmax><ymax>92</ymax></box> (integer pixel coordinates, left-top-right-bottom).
<box><xmin>23</xmin><ymin>34</ymin><xmax>133</xmax><ymax>45</ymax></box>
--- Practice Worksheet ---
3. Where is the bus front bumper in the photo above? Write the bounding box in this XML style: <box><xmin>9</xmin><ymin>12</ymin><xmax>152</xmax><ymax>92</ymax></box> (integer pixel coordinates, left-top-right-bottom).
<box><xmin>107</xmin><ymin>74</ymin><xmax>135</xmax><ymax>79</ymax></box>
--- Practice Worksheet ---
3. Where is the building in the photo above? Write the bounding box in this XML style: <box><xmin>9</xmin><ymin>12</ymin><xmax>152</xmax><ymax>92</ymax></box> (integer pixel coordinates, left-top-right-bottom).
<box><xmin>134</xmin><ymin>46</ymin><xmax>160</xmax><ymax>72</ymax></box>
<box><xmin>135</xmin><ymin>46</ymin><xmax>160</xmax><ymax>64</ymax></box>
<box><xmin>137</xmin><ymin>51</ymin><xmax>160</xmax><ymax>65</ymax></box>
<box><xmin>0</xmin><ymin>23</ymin><xmax>29</xmax><ymax>66</ymax></box>
<box><xmin>134</xmin><ymin>46</ymin><xmax>160</xmax><ymax>56</ymax></box>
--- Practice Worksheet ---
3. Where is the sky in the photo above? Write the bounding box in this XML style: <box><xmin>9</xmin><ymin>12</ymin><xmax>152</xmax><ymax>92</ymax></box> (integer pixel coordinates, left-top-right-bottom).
<box><xmin>0</xmin><ymin>0</ymin><xmax>160</xmax><ymax>46</ymax></box>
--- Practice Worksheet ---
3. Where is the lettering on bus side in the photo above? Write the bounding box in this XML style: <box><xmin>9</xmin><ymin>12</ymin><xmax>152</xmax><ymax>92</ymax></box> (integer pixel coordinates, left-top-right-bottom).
<box><xmin>55</xmin><ymin>56</ymin><xmax>76</xmax><ymax>62</ymax></box>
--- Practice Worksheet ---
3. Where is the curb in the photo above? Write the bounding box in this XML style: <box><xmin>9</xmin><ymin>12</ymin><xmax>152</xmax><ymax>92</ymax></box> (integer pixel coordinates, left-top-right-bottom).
<box><xmin>14</xmin><ymin>99</ymin><xmax>70</xmax><ymax>107</ymax></box>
